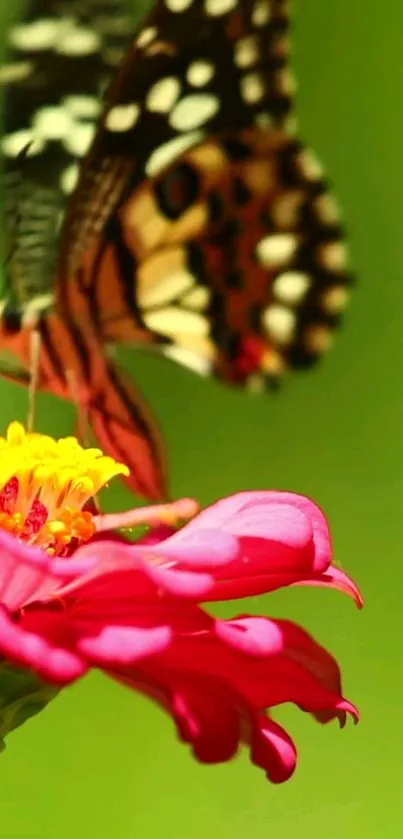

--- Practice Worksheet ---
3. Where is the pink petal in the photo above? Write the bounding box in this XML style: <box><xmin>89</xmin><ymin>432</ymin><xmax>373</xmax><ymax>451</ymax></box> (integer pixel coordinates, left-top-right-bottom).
<box><xmin>144</xmin><ymin>563</ymin><xmax>213</xmax><ymax>598</ymax></box>
<box><xmin>149</xmin><ymin>528</ymin><xmax>240</xmax><ymax>568</ymax></box>
<box><xmin>250</xmin><ymin>714</ymin><xmax>297</xmax><ymax>783</ymax></box>
<box><xmin>56</xmin><ymin>541</ymin><xmax>214</xmax><ymax>602</ymax></box>
<box><xmin>293</xmin><ymin>566</ymin><xmax>363</xmax><ymax>608</ymax></box>
<box><xmin>107</xmin><ymin>611</ymin><xmax>358</xmax><ymax>783</ymax></box>
<box><xmin>0</xmin><ymin>607</ymin><xmax>86</xmax><ymax>684</ymax></box>
<box><xmin>215</xmin><ymin>617</ymin><xmax>284</xmax><ymax>656</ymax></box>
<box><xmin>184</xmin><ymin>491</ymin><xmax>331</xmax><ymax>574</ymax></box>
<box><xmin>172</xmin><ymin>681</ymin><xmax>240</xmax><ymax>764</ymax></box>
<box><xmin>0</xmin><ymin>530</ymin><xmax>84</xmax><ymax>610</ymax></box>
<box><xmin>146</xmin><ymin>619</ymin><xmax>358</xmax><ymax>719</ymax></box>
<box><xmin>168</xmin><ymin>492</ymin><xmax>335</xmax><ymax>602</ymax></box>
<box><xmin>78</xmin><ymin>625</ymin><xmax>171</xmax><ymax>664</ymax></box>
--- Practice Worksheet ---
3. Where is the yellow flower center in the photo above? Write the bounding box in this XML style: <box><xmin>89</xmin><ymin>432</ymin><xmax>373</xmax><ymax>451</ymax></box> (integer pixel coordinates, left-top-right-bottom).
<box><xmin>0</xmin><ymin>422</ymin><xmax>129</xmax><ymax>555</ymax></box>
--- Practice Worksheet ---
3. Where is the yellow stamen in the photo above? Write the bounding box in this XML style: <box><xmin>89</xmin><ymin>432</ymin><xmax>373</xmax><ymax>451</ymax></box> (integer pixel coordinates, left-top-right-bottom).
<box><xmin>0</xmin><ymin>422</ymin><xmax>129</xmax><ymax>554</ymax></box>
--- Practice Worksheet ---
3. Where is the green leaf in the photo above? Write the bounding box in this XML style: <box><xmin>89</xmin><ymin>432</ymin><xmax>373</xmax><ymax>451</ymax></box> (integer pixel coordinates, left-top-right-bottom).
<box><xmin>0</xmin><ymin>661</ymin><xmax>60</xmax><ymax>750</ymax></box>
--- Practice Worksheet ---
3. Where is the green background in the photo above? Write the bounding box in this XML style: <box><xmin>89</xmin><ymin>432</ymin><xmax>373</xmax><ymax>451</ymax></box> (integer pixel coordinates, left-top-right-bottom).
<box><xmin>1</xmin><ymin>1</ymin><xmax>402</xmax><ymax>836</ymax></box>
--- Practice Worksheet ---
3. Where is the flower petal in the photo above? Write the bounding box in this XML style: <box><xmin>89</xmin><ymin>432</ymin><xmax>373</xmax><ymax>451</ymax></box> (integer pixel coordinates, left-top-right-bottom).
<box><xmin>172</xmin><ymin>681</ymin><xmax>241</xmax><ymax>764</ymax></box>
<box><xmin>294</xmin><ymin>566</ymin><xmax>363</xmax><ymax>608</ymax></box>
<box><xmin>0</xmin><ymin>530</ymin><xmax>87</xmax><ymax>611</ymax></box>
<box><xmin>250</xmin><ymin>714</ymin><xmax>297</xmax><ymax>783</ymax></box>
<box><xmin>144</xmin><ymin>563</ymin><xmax>213</xmax><ymax>598</ymax></box>
<box><xmin>78</xmin><ymin>625</ymin><xmax>171</xmax><ymax>664</ymax></box>
<box><xmin>0</xmin><ymin>607</ymin><xmax>86</xmax><ymax>684</ymax></box>
<box><xmin>147</xmin><ymin>527</ymin><xmax>240</xmax><ymax>569</ymax></box>
<box><xmin>215</xmin><ymin>617</ymin><xmax>284</xmax><ymax>656</ymax></box>
<box><xmin>183</xmin><ymin>491</ymin><xmax>331</xmax><ymax>573</ymax></box>
<box><xmin>167</xmin><ymin>492</ymin><xmax>335</xmax><ymax>602</ymax></box>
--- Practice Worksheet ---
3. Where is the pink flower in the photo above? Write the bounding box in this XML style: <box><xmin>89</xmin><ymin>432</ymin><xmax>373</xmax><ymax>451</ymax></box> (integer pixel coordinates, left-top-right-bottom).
<box><xmin>0</xmin><ymin>426</ymin><xmax>362</xmax><ymax>782</ymax></box>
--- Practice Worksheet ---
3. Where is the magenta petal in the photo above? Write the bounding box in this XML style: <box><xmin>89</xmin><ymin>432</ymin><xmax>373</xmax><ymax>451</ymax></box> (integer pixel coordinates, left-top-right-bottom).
<box><xmin>294</xmin><ymin>566</ymin><xmax>363</xmax><ymax>607</ymax></box>
<box><xmin>185</xmin><ymin>491</ymin><xmax>332</xmax><ymax>573</ymax></box>
<box><xmin>79</xmin><ymin>625</ymin><xmax>171</xmax><ymax>664</ymax></box>
<box><xmin>150</xmin><ymin>528</ymin><xmax>240</xmax><ymax>568</ymax></box>
<box><xmin>251</xmin><ymin>714</ymin><xmax>297</xmax><ymax>783</ymax></box>
<box><xmin>47</xmin><ymin>556</ymin><xmax>98</xmax><ymax>579</ymax></box>
<box><xmin>215</xmin><ymin>617</ymin><xmax>284</xmax><ymax>656</ymax></box>
<box><xmin>144</xmin><ymin>562</ymin><xmax>213</xmax><ymax>598</ymax></box>
<box><xmin>0</xmin><ymin>607</ymin><xmax>86</xmax><ymax>684</ymax></box>
<box><xmin>172</xmin><ymin>683</ymin><xmax>240</xmax><ymax>764</ymax></box>
<box><xmin>0</xmin><ymin>530</ymin><xmax>66</xmax><ymax>609</ymax></box>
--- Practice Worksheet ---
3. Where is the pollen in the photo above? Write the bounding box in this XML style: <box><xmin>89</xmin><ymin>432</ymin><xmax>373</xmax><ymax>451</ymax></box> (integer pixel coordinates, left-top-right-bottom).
<box><xmin>0</xmin><ymin>422</ymin><xmax>129</xmax><ymax>554</ymax></box>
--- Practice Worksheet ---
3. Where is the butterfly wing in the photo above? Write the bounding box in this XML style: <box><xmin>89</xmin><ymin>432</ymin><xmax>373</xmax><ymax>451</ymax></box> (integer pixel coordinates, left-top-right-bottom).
<box><xmin>58</xmin><ymin>0</ymin><xmax>352</xmax><ymax>388</ymax></box>
<box><xmin>59</xmin><ymin>0</ymin><xmax>293</xmax><ymax>275</ymax></box>
<box><xmin>0</xmin><ymin>1</ymin><xmax>169</xmax><ymax>502</ymax></box>
<box><xmin>0</xmin><ymin>0</ymin><xmax>137</xmax><ymax>323</ymax></box>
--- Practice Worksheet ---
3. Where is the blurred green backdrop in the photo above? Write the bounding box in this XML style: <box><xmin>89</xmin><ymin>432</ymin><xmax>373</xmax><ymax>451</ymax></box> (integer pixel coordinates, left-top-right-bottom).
<box><xmin>0</xmin><ymin>0</ymin><xmax>402</xmax><ymax>836</ymax></box>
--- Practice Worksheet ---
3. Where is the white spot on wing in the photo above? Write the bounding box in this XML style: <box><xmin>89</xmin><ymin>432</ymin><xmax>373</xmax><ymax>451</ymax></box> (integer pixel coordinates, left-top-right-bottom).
<box><xmin>297</xmin><ymin>149</ymin><xmax>324</xmax><ymax>181</ymax></box>
<box><xmin>263</xmin><ymin>305</ymin><xmax>296</xmax><ymax>345</ymax></box>
<box><xmin>319</xmin><ymin>241</ymin><xmax>348</xmax><ymax>272</ymax></box>
<box><xmin>11</xmin><ymin>18</ymin><xmax>101</xmax><ymax>57</ymax></box>
<box><xmin>165</xmin><ymin>0</ymin><xmax>195</xmax><ymax>11</ymax></box>
<box><xmin>10</xmin><ymin>19</ymin><xmax>59</xmax><ymax>51</ymax></box>
<box><xmin>182</xmin><ymin>286</ymin><xmax>210</xmax><ymax>310</ymax></box>
<box><xmin>57</xmin><ymin>26</ymin><xmax>101</xmax><ymax>56</ymax></box>
<box><xmin>146</xmin><ymin>131</ymin><xmax>204</xmax><ymax>176</ymax></box>
<box><xmin>64</xmin><ymin>95</ymin><xmax>100</xmax><ymax>119</ymax></box>
<box><xmin>105</xmin><ymin>103</ymin><xmax>140</xmax><ymax>131</ymax></box>
<box><xmin>60</xmin><ymin>163</ymin><xmax>79</xmax><ymax>195</ymax></box>
<box><xmin>146</xmin><ymin>77</ymin><xmax>181</xmax><ymax>113</ymax></box>
<box><xmin>186</xmin><ymin>60</ymin><xmax>214</xmax><ymax>87</ymax></box>
<box><xmin>273</xmin><ymin>271</ymin><xmax>311</xmax><ymax>305</ymax></box>
<box><xmin>321</xmin><ymin>285</ymin><xmax>350</xmax><ymax>314</ymax></box>
<box><xmin>234</xmin><ymin>36</ymin><xmax>259</xmax><ymax>69</ymax></box>
<box><xmin>314</xmin><ymin>194</ymin><xmax>340</xmax><ymax>225</ymax></box>
<box><xmin>252</xmin><ymin>0</ymin><xmax>271</xmax><ymax>26</ymax></box>
<box><xmin>64</xmin><ymin>123</ymin><xmax>94</xmax><ymax>156</ymax></box>
<box><xmin>143</xmin><ymin>307</ymin><xmax>209</xmax><ymax>337</ymax></box>
<box><xmin>162</xmin><ymin>345</ymin><xmax>211</xmax><ymax>376</ymax></box>
<box><xmin>0</xmin><ymin>61</ymin><xmax>33</xmax><ymax>83</ymax></box>
<box><xmin>1</xmin><ymin>129</ymin><xmax>45</xmax><ymax>157</ymax></box>
<box><xmin>205</xmin><ymin>0</ymin><xmax>237</xmax><ymax>16</ymax></box>
<box><xmin>256</xmin><ymin>233</ymin><xmax>298</xmax><ymax>267</ymax></box>
<box><xmin>170</xmin><ymin>94</ymin><xmax>219</xmax><ymax>131</ymax></box>
<box><xmin>138</xmin><ymin>270</ymin><xmax>193</xmax><ymax>308</ymax></box>
<box><xmin>136</xmin><ymin>27</ymin><xmax>158</xmax><ymax>48</ymax></box>
<box><xmin>276</xmin><ymin>68</ymin><xmax>296</xmax><ymax>96</ymax></box>
<box><xmin>33</xmin><ymin>106</ymin><xmax>73</xmax><ymax>140</ymax></box>
<box><xmin>272</xmin><ymin>192</ymin><xmax>302</xmax><ymax>228</ymax></box>
<box><xmin>240</xmin><ymin>73</ymin><xmax>265</xmax><ymax>104</ymax></box>
<box><xmin>305</xmin><ymin>325</ymin><xmax>333</xmax><ymax>354</ymax></box>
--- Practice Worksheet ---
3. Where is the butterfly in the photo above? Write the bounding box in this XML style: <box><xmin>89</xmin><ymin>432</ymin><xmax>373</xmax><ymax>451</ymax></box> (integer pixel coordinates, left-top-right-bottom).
<box><xmin>0</xmin><ymin>0</ymin><xmax>353</xmax><ymax>499</ymax></box>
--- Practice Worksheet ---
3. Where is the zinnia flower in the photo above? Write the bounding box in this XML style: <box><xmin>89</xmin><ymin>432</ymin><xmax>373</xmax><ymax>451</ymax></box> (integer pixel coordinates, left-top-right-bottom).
<box><xmin>0</xmin><ymin>422</ymin><xmax>362</xmax><ymax>782</ymax></box>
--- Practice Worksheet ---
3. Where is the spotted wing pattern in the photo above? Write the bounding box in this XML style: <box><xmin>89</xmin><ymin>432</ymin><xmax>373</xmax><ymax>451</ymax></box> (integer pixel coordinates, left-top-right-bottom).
<box><xmin>0</xmin><ymin>0</ymin><xmax>354</xmax><ymax>499</ymax></box>
<box><xmin>0</xmin><ymin>0</ymin><xmax>137</xmax><ymax>324</ymax></box>
<box><xmin>0</xmin><ymin>0</ymin><xmax>170</xmax><ymax>502</ymax></box>
<box><xmin>58</xmin><ymin>0</ymin><xmax>353</xmax><ymax>389</ymax></box>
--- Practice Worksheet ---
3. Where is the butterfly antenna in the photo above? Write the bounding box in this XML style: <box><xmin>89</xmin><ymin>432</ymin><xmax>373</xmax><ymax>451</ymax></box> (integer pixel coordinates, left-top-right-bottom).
<box><xmin>27</xmin><ymin>329</ymin><xmax>41</xmax><ymax>432</ymax></box>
